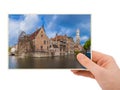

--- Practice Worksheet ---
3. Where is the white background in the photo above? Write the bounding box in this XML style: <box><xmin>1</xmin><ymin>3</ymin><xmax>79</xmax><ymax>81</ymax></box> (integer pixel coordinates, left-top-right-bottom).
<box><xmin>0</xmin><ymin>0</ymin><xmax>120</xmax><ymax>90</ymax></box>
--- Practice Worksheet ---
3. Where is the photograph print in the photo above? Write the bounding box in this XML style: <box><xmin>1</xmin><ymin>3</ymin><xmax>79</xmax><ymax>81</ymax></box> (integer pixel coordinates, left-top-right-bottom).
<box><xmin>9</xmin><ymin>14</ymin><xmax>91</xmax><ymax>69</ymax></box>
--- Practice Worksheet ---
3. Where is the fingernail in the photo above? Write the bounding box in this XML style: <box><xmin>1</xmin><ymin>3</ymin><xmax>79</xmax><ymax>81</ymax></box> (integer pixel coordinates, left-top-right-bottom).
<box><xmin>77</xmin><ymin>53</ymin><xmax>85</xmax><ymax>61</ymax></box>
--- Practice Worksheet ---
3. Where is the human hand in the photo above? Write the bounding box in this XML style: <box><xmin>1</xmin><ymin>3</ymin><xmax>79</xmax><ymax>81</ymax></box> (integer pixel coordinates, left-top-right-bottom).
<box><xmin>71</xmin><ymin>51</ymin><xmax>120</xmax><ymax>90</ymax></box>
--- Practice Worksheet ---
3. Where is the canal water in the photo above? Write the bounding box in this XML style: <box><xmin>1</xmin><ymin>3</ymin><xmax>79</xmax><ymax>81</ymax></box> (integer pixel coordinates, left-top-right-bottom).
<box><xmin>9</xmin><ymin>53</ymin><xmax>90</xmax><ymax>69</ymax></box>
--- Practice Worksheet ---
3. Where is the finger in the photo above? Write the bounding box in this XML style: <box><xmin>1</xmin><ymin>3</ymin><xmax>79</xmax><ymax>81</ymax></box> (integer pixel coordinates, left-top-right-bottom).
<box><xmin>77</xmin><ymin>53</ymin><xmax>102</xmax><ymax>75</ymax></box>
<box><xmin>71</xmin><ymin>70</ymin><xmax>94</xmax><ymax>78</ymax></box>
<box><xmin>92</xmin><ymin>51</ymin><xmax>108</xmax><ymax>62</ymax></box>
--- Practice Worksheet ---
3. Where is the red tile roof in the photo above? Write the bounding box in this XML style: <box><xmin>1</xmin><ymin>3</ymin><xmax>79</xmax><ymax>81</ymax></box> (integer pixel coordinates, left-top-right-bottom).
<box><xmin>29</xmin><ymin>29</ymin><xmax>40</xmax><ymax>40</ymax></box>
<box><xmin>52</xmin><ymin>35</ymin><xmax>66</xmax><ymax>41</ymax></box>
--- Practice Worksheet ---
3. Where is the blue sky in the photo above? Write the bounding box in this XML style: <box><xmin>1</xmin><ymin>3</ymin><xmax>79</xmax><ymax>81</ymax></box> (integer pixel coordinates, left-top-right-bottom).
<box><xmin>9</xmin><ymin>14</ymin><xmax>91</xmax><ymax>46</ymax></box>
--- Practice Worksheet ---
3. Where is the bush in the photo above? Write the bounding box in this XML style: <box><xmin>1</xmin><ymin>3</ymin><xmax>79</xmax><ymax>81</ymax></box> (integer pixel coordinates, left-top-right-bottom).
<box><xmin>74</xmin><ymin>50</ymin><xmax>84</xmax><ymax>56</ymax></box>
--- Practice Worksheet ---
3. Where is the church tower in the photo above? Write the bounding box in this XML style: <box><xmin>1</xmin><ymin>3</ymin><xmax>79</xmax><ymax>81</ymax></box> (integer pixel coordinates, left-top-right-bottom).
<box><xmin>76</xmin><ymin>29</ymin><xmax>80</xmax><ymax>45</ymax></box>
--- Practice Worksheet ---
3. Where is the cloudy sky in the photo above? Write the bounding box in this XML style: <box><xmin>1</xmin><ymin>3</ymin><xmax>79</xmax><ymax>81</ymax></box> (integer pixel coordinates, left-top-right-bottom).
<box><xmin>9</xmin><ymin>14</ymin><xmax>91</xmax><ymax>46</ymax></box>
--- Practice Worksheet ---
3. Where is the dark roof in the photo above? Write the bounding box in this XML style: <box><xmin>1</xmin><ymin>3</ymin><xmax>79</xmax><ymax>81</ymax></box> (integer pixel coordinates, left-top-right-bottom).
<box><xmin>52</xmin><ymin>35</ymin><xmax>66</xmax><ymax>41</ymax></box>
<box><xmin>29</xmin><ymin>29</ymin><xmax>40</xmax><ymax>40</ymax></box>
<box><xmin>29</xmin><ymin>26</ymin><xmax>46</xmax><ymax>40</ymax></box>
<box><xmin>68</xmin><ymin>37</ymin><xmax>73</xmax><ymax>39</ymax></box>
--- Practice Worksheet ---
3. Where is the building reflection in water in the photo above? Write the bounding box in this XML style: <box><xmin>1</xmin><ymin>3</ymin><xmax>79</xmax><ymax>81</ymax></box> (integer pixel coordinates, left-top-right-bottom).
<box><xmin>9</xmin><ymin>55</ymin><xmax>86</xmax><ymax>69</ymax></box>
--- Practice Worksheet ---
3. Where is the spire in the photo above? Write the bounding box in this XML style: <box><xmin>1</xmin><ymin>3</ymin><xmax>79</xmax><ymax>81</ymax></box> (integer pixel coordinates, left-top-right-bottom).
<box><xmin>41</xmin><ymin>16</ymin><xmax>45</xmax><ymax>31</ymax></box>
<box><xmin>76</xmin><ymin>29</ymin><xmax>80</xmax><ymax>45</ymax></box>
<box><xmin>42</xmin><ymin>24</ymin><xmax>44</xmax><ymax>29</ymax></box>
<box><xmin>41</xmin><ymin>16</ymin><xmax>45</xmax><ymax>26</ymax></box>
<box><xmin>41</xmin><ymin>24</ymin><xmax>46</xmax><ymax>32</ymax></box>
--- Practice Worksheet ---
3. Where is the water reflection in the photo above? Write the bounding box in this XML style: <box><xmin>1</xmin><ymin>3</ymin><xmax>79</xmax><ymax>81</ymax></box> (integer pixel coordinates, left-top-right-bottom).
<box><xmin>9</xmin><ymin>55</ymin><xmax>86</xmax><ymax>69</ymax></box>
<box><xmin>9</xmin><ymin>56</ymin><xmax>18</xmax><ymax>68</ymax></box>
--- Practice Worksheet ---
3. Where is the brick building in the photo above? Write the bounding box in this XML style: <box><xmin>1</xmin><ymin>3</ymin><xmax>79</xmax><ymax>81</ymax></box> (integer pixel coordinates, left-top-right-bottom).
<box><xmin>50</xmin><ymin>34</ymin><xmax>75</xmax><ymax>55</ymax></box>
<box><xmin>17</xmin><ymin>26</ymin><xmax>82</xmax><ymax>57</ymax></box>
<box><xmin>29</xmin><ymin>26</ymin><xmax>50</xmax><ymax>52</ymax></box>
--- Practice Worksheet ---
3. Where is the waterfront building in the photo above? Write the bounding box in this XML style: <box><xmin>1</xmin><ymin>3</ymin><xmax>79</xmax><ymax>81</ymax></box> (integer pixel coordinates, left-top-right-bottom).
<box><xmin>16</xmin><ymin>26</ymin><xmax>83</xmax><ymax>57</ymax></box>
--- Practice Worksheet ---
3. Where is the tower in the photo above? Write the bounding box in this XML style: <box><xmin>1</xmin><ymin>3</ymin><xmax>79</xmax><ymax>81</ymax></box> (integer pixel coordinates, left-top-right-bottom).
<box><xmin>76</xmin><ymin>29</ymin><xmax>80</xmax><ymax>45</ymax></box>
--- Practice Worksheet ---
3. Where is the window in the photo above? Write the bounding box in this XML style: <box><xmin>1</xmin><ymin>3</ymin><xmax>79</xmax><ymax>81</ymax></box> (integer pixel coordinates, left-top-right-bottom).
<box><xmin>44</xmin><ymin>40</ymin><xmax>46</xmax><ymax>44</ymax></box>
<box><xmin>41</xmin><ymin>46</ymin><xmax>43</xmax><ymax>50</ymax></box>
<box><xmin>33</xmin><ymin>45</ymin><xmax>35</xmax><ymax>48</ymax></box>
<box><xmin>41</xmin><ymin>35</ymin><xmax>43</xmax><ymax>37</ymax></box>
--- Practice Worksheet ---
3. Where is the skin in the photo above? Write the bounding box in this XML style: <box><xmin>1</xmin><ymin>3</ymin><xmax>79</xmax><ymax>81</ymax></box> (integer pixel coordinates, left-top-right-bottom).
<box><xmin>71</xmin><ymin>51</ymin><xmax>120</xmax><ymax>90</ymax></box>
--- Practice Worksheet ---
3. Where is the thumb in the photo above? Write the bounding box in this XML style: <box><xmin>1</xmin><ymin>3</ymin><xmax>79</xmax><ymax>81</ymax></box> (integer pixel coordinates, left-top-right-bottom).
<box><xmin>77</xmin><ymin>53</ymin><xmax>102</xmax><ymax>75</ymax></box>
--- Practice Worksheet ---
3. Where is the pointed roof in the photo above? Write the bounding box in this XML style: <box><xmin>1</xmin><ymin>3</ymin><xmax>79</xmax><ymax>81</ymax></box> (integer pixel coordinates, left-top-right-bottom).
<box><xmin>29</xmin><ymin>25</ymin><xmax>46</xmax><ymax>40</ymax></box>
<box><xmin>29</xmin><ymin>28</ymin><xmax>40</xmax><ymax>40</ymax></box>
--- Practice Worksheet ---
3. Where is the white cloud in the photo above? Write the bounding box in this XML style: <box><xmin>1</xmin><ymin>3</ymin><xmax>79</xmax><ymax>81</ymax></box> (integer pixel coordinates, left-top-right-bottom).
<box><xmin>46</xmin><ymin>31</ymin><xmax>56</xmax><ymax>38</ymax></box>
<box><xmin>80</xmin><ymin>36</ymin><xmax>89</xmax><ymax>42</ymax></box>
<box><xmin>46</xmin><ymin>15</ymin><xmax>58</xmax><ymax>30</ymax></box>
<box><xmin>58</xmin><ymin>27</ymin><xmax>71</xmax><ymax>35</ymax></box>
<box><xmin>79</xmin><ymin>22</ymin><xmax>90</xmax><ymax>30</ymax></box>
<box><xmin>45</xmin><ymin>15</ymin><xmax>58</xmax><ymax>38</ymax></box>
<box><xmin>46</xmin><ymin>26</ymin><xmax>73</xmax><ymax>39</ymax></box>
<box><xmin>9</xmin><ymin>14</ymin><xmax>40</xmax><ymax>46</ymax></box>
<box><xmin>9</xmin><ymin>19</ymin><xmax>20</xmax><ymax>38</ymax></box>
<box><xmin>20</xmin><ymin>15</ymin><xmax>39</xmax><ymax>32</ymax></box>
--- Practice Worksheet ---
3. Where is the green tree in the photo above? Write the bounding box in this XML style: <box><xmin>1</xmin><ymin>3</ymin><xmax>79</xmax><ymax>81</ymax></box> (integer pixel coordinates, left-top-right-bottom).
<box><xmin>83</xmin><ymin>39</ymin><xmax>91</xmax><ymax>52</ymax></box>
<box><xmin>9</xmin><ymin>47</ymin><xmax>11</xmax><ymax>52</ymax></box>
